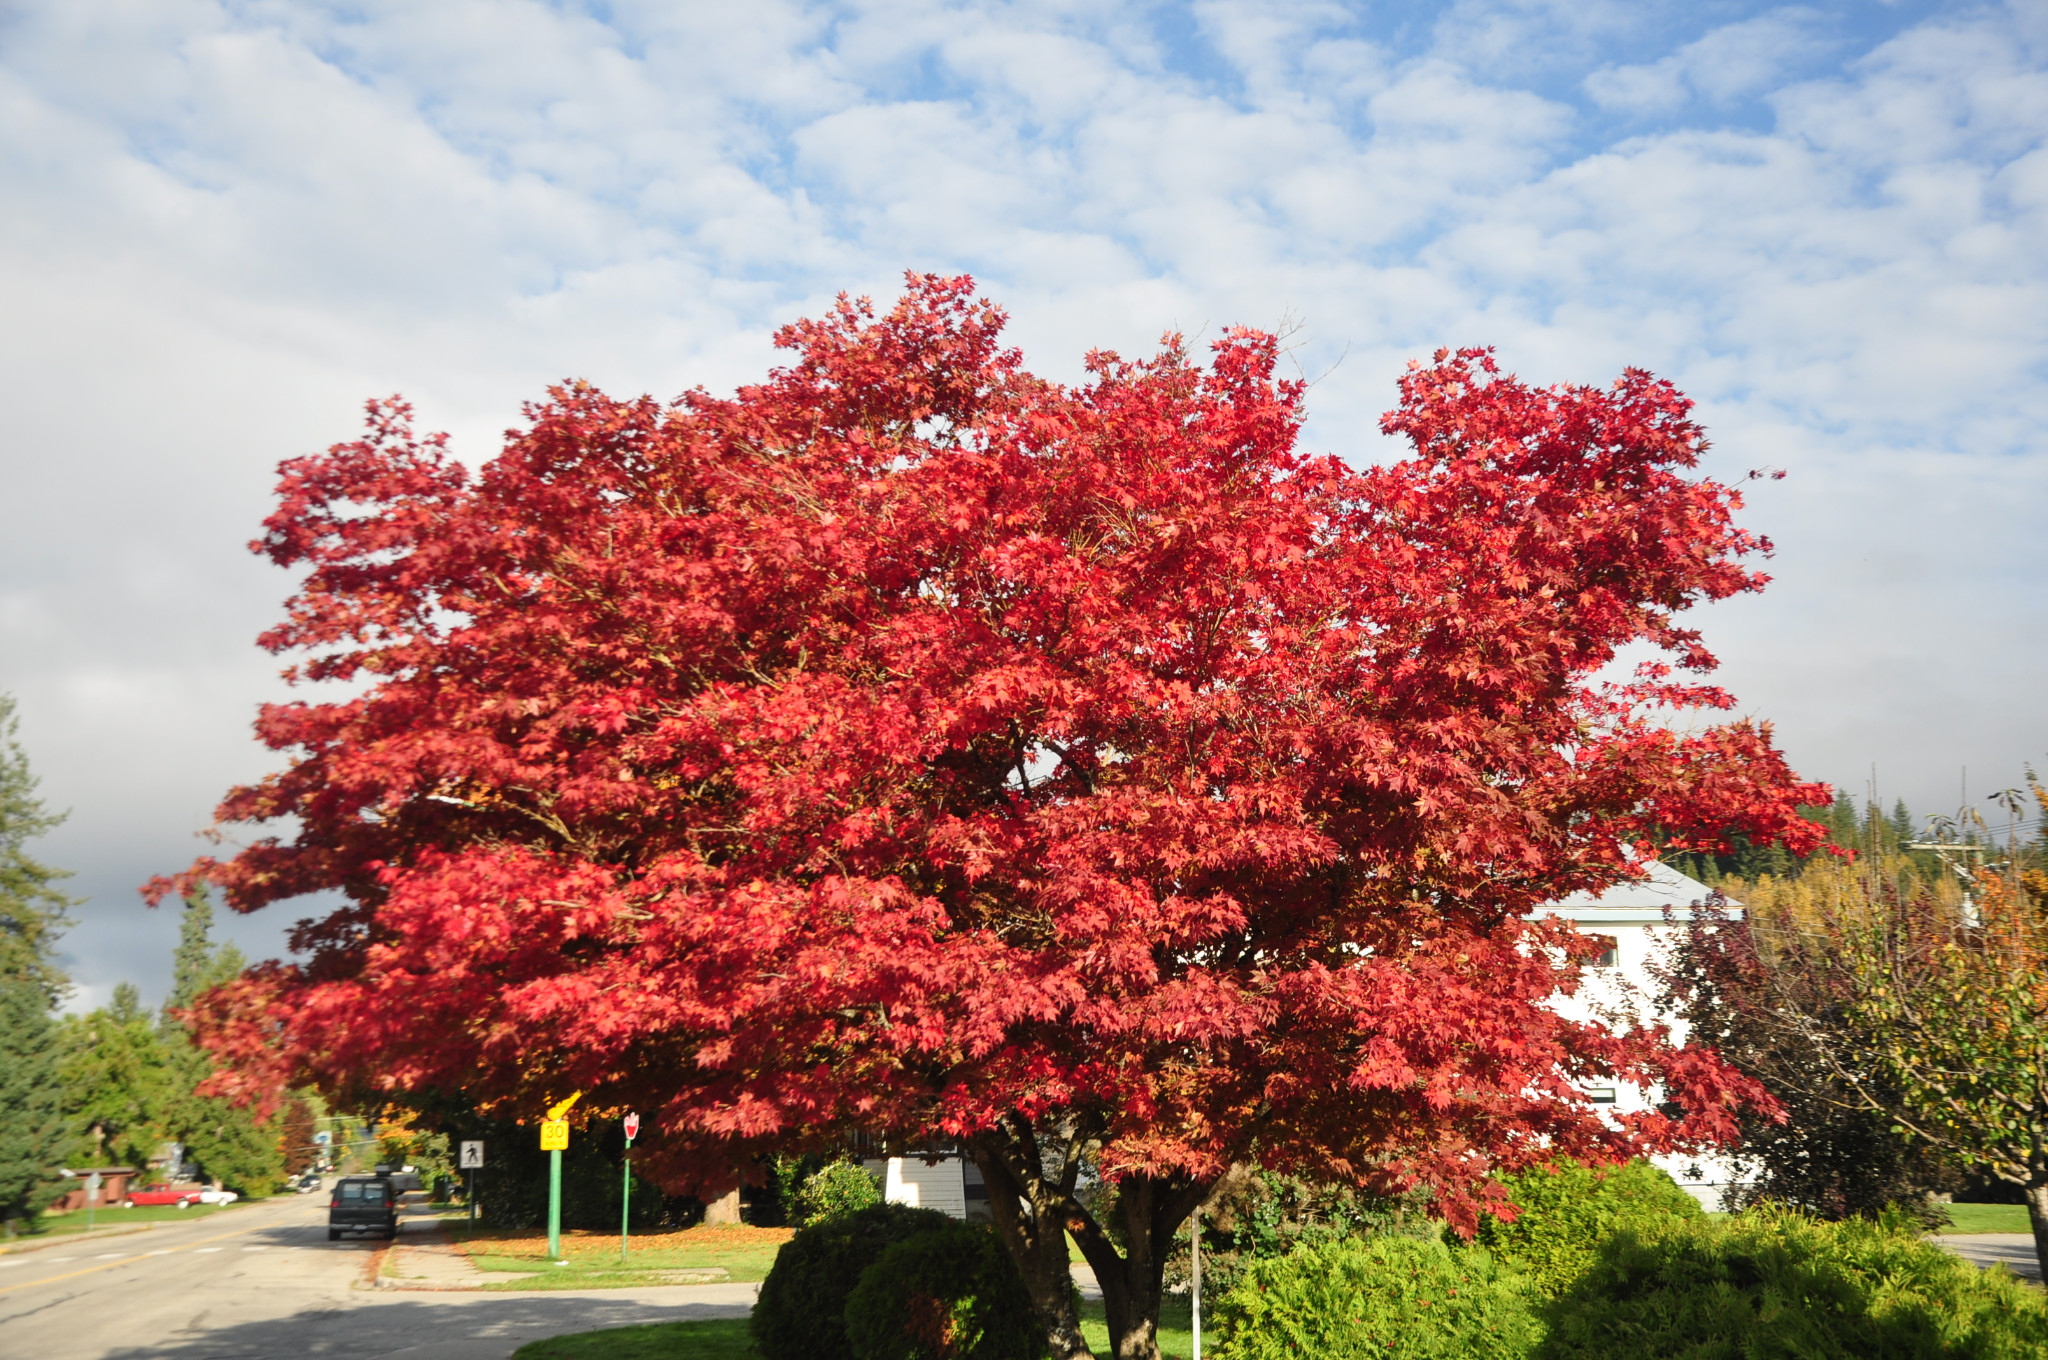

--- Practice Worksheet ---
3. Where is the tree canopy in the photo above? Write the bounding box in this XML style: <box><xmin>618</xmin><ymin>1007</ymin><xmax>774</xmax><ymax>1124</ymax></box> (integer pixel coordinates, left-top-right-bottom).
<box><xmin>167</xmin><ymin>276</ymin><xmax>1823</xmax><ymax>1359</ymax></box>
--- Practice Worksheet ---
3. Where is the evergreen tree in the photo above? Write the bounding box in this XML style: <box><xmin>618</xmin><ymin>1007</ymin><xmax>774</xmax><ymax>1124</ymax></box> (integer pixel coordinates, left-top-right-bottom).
<box><xmin>0</xmin><ymin>695</ymin><xmax>73</xmax><ymax>1229</ymax></box>
<box><xmin>0</xmin><ymin>693</ymin><xmax>74</xmax><ymax>1003</ymax></box>
<box><xmin>163</xmin><ymin>889</ymin><xmax>245</xmax><ymax>1026</ymax></box>
<box><xmin>0</xmin><ymin>978</ymin><xmax>69</xmax><ymax>1227</ymax></box>
<box><xmin>1892</xmin><ymin>799</ymin><xmax>1916</xmax><ymax>848</ymax></box>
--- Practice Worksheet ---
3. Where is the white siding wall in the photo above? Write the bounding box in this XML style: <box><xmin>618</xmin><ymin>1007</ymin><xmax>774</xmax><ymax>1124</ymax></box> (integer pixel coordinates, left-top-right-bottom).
<box><xmin>875</xmin><ymin>1155</ymin><xmax>968</xmax><ymax>1219</ymax></box>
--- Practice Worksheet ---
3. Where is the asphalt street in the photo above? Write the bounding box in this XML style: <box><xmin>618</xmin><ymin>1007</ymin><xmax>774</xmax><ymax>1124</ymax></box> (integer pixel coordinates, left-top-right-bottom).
<box><xmin>0</xmin><ymin>1192</ymin><xmax>754</xmax><ymax>1360</ymax></box>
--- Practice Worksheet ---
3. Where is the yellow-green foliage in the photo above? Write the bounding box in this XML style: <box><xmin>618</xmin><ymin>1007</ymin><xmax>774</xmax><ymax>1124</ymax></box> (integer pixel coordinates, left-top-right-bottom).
<box><xmin>1543</xmin><ymin>1207</ymin><xmax>2048</xmax><ymax>1360</ymax></box>
<box><xmin>1211</xmin><ymin>1234</ymin><xmax>1542</xmax><ymax>1360</ymax></box>
<box><xmin>1207</xmin><ymin>1206</ymin><xmax>2047</xmax><ymax>1360</ymax></box>
<box><xmin>1473</xmin><ymin>1159</ymin><xmax>1701</xmax><ymax>1297</ymax></box>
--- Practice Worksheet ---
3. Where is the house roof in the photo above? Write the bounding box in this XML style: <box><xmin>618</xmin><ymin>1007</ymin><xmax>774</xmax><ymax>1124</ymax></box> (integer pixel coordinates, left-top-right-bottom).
<box><xmin>1528</xmin><ymin>860</ymin><xmax>1736</xmax><ymax>925</ymax></box>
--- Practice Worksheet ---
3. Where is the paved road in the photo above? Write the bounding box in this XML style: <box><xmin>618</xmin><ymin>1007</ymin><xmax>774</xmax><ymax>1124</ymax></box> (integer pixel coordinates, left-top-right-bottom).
<box><xmin>1938</xmin><ymin>1233</ymin><xmax>2042</xmax><ymax>1283</ymax></box>
<box><xmin>0</xmin><ymin>1193</ymin><xmax>753</xmax><ymax>1360</ymax></box>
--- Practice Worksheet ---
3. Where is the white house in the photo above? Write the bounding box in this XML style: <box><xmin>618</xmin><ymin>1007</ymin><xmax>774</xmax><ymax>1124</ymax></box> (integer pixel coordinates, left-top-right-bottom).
<box><xmin>870</xmin><ymin>860</ymin><xmax>1741</xmax><ymax>1218</ymax></box>
<box><xmin>1532</xmin><ymin>858</ymin><xmax>1744</xmax><ymax>1208</ymax></box>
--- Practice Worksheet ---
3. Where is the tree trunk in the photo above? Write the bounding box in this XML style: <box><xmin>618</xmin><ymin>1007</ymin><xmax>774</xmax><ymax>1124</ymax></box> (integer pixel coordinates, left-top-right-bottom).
<box><xmin>972</xmin><ymin>1138</ymin><xmax>1093</xmax><ymax>1360</ymax></box>
<box><xmin>701</xmin><ymin>1186</ymin><xmax>742</xmax><ymax>1225</ymax></box>
<box><xmin>2025</xmin><ymin>1176</ymin><xmax>2048</xmax><ymax>1286</ymax></box>
<box><xmin>1072</xmin><ymin>1173</ymin><xmax>1208</xmax><ymax>1360</ymax></box>
<box><xmin>973</xmin><ymin>1117</ymin><xmax>1212</xmax><ymax>1360</ymax></box>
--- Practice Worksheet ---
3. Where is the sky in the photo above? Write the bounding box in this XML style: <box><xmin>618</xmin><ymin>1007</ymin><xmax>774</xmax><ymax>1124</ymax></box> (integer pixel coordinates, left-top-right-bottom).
<box><xmin>2</xmin><ymin>0</ymin><xmax>2044</xmax><ymax>1011</ymax></box>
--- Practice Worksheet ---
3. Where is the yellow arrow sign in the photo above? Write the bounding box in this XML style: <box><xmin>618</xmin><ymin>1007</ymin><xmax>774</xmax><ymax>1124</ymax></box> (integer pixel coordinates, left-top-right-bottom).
<box><xmin>546</xmin><ymin>1091</ymin><xmax>582</xmax><ymax>1121</ymax></box>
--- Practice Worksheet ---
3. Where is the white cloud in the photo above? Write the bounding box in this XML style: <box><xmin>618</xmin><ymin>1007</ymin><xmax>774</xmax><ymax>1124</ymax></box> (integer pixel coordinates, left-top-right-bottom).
<box><xmin>1586</xmin><ymin>9</ymin><xmax>1831</xmax><ymax>113</ymax></box>
<box><xmin>3</xmin><ymin>0</ymin><xmax>2046</xmax><ymax>1005</ymax></box>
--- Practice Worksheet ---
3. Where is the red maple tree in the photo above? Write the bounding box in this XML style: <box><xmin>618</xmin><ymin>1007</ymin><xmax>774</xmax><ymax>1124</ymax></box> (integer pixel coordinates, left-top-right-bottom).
<box><xmin>164</xmin><ymin>275</ymin><xmax>1822</xmax><ymax>1360</ymax></box>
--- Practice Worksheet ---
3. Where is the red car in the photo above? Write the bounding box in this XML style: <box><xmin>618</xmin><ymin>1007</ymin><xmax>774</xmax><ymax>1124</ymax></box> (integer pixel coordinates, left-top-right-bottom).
<box><xmin>126</xmin><ymin>1183</ymin><xmax>203</xmax><ymax>1208</ymax></box>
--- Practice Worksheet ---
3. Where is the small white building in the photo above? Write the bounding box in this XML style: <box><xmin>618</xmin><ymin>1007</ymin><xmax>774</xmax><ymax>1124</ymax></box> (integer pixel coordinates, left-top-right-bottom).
<box><xmin>864</xmin><ymin>1151</ymin><xmax>988</xmax><ymax>1221</ymax></box>
<box><xmin>871</xmin><ymin>861</ymin><xmax>1741</xmax><ymax>1217</ymax></box>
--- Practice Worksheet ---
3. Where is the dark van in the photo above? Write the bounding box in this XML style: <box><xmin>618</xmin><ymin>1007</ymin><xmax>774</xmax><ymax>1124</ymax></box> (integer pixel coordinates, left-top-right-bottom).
<box><xmin>327</xmin><ymin>1175</ymin><xmax>399</xmax><ymax>1240</ymax></box>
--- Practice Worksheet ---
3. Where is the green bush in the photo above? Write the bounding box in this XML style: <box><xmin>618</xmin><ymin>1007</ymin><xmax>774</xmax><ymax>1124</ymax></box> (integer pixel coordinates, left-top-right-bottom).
<box><xmin>798</xmin><ymin>1159</ymin><xmax>884</xmax><ymax>1226</ymax></box>
<box><xmin>1211</xmin><ymin>1234</ymin><xmax>1542</xmax><ymax>1360</ymax></box>
<box><xmin>1542</xmin><ymin>1208</ymin><xmax>2048</xmax><ymax>1360</ymax></box>
<box><xmin>1473</xmin><ymin>1158</ymin><xmax>1700</xmax><ymax>1297</ymax></box>
<box><xmin>844</xmin><ymin>1220</ymin><xmax>1044</xmax><ymax>1360</ymax></box>
<box><xmin>753</xmin><ymin>1202</ymin><xmax>956</xmax><ymax>1360</ymax></box>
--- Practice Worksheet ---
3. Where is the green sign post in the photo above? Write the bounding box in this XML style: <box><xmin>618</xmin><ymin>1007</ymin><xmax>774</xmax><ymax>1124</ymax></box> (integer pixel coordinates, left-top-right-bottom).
<box><xmin>620</xmin><ymin>1111</ymin><xmax>639</xmax><ymax>1264</ymax></box>
<box><xmin>540</xmin><ymin>1093</ymin><xmax>580</xmax><ymax>1262</ymax></box>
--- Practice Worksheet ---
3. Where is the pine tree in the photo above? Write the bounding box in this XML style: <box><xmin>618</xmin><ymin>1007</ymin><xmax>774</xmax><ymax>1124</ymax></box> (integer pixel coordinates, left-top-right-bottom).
<box><xmin>164</xmin><ymin>889</ymin><xmax>245</xmax><ymax>1026</ymax></box>
<box><xmin>0</xmin><ymin>979</ymin><xmax>69</xmax><ymax>1227</ymax></box>
<box><xmin>1892</xmin><ymin>799</ymin><xmax>1916</xmax><ymax>849</ymax></box>
<box><xmin>0</xmin><ymin>694</ymin><xmax>73</xmax><ymax>1003</ymax></box>
<box><xmin>0</xmin><ymin>695</ymin><xmax>73</xmax><ymax>1229</ymax></box>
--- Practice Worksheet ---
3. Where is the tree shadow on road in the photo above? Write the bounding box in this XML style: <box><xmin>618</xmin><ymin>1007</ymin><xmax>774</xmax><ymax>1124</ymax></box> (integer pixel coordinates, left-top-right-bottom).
<box><xmin>99</xmin><ymin>1292</ymin><xmax>753</xmax><ymax>1359</ymax></box>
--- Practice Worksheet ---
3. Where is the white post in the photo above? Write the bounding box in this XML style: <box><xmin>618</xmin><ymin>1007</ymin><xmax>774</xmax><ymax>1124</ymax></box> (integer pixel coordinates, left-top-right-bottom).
<box><xmin>1191</xmin><ymin>1207</ymin><xmax>1201</xmax><ymax>1360</ymax></box>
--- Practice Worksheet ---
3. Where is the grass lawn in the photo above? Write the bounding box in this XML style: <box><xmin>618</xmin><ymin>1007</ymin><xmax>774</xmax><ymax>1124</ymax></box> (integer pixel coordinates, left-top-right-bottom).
<box><xmin>508</xmin><ymin>1299</ymin><xmax>1197</xmax><ymax>1358</ymax></box>
<box><xmin>512</xmin><ymin>1318</ymin><xmax>757</xmax><ymax>1359</ymax></box>
<box><xmin>3</xmin><ymin>1200</ymin><xmax>246</xmax><ymax>1247</ymax></box>
<box><xmin>1938</xmin><ymin>1203</ymin><xmax>2035</xmax><ymax>1235</ymax></box>
<box><xmin>446</xmin><ymin>1222</ymin><xmax>792</xmax><ymax>1291</ymax></box>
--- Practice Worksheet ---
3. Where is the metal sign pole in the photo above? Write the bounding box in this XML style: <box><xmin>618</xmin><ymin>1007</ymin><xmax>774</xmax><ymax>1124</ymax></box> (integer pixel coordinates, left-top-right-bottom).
<box><xmin>621</xmin><ymin>1112</ymin><xmax>639</xmax><ymax>1265</ymax></box>
<box><xmin>1191</xmin><ymin>1207</ymin><xmax>1201</xmax><ymax>1360</ymax></box>
<box><xmin>547</xmin><ymin>1148</ymin><xmax>562</xmax><ymax>1260</ymax></box>
<box><xmin>540</xmin><ymin>1094</ymin><xmax>579</xmax><ymax>1263</ymax></box>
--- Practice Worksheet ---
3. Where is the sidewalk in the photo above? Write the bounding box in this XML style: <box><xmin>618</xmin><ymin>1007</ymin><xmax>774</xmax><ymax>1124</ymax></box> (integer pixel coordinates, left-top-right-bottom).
<box><xmin>378</xmin><ymin>1221</ymin><xmax>533</xmax><ymax>1290</ymax></box>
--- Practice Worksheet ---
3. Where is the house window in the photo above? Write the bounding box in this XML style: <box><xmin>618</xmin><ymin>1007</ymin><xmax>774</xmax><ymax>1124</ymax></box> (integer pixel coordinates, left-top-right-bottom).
<box><xmin>1583</xmin><ymin>1087</ymin><xmax>1618</xmax><ymax>1105</ymax></box>
<box><xmin>1588</xmin><ymin>934</ymin><xmax>1618</xmax><ymax>968</ymax></box>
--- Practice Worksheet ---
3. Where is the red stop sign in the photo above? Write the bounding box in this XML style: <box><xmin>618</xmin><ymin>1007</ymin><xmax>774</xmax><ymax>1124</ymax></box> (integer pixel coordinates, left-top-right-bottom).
<box><xmin>624</xmin><ymin>1112</ymin><xmax>641</xmax><ymax>1142</ymax></box>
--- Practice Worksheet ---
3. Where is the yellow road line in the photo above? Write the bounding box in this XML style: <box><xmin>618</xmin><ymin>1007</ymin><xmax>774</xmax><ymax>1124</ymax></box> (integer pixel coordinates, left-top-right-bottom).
<box><xmin>0</xmin><ymin>1214</ymin><xmax>324</xmax><ymax>1295</ymax></box>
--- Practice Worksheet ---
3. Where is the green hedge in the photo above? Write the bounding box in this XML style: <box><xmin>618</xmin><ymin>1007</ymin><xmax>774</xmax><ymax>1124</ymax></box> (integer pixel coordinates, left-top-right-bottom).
<box><xmin>844</xmin><ymin>1220</ymin><xmax>1044</xmax><ymax>1360</ymax></box>
<box><xmin>1210</xmin><ymin>1234</ymin><xmax>1542</xmax><ymax>1360</ymax></box>
<box><xmin>1208</xmin><ymin>1170</ymin><xmax>2048</xmax><ymax>1360</ymax></box>
<box><xmin>1544</xmin><ymin>1208</ymin><xmax>2048</xmax><ymax>1360</ymax></box>
<box><xmin>1471</xmin><ymin>1158</ymin><xmax>1700</xmax><ymax>1297</ymax></box>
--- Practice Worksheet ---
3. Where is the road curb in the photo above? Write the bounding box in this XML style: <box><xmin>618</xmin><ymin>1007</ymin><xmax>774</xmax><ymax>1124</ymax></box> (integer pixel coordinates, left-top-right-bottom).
<box><xmin>0</xmin><ymin>1223</ymin><xmax>159</xmax><ymax>1256</ymax></box>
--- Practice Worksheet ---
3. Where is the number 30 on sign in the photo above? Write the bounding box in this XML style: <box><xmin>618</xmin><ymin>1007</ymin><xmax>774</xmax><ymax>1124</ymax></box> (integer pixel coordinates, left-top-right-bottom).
<box><xmin>539</xmin><ymin>1119</ymin><xmax>569</xmax><ymax>1151</ymax></box>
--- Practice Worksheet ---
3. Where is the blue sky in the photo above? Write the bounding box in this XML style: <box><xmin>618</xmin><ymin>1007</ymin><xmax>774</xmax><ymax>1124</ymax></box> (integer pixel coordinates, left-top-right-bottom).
<box><xmin>2</xmin><ymin>0</ymin><xmax>2044</xmax><ymax>1008</ymax></box>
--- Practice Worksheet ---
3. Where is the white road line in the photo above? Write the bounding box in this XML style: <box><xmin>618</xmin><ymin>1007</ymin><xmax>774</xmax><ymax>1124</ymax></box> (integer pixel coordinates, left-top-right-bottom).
<box><xmin>146</xmin><ymin>1250</ymin><xmax>172</xmax><ymax>1256</ymax></box>
<box><xmin>241</xmin><ymin>1245</ymin><xmax>268</xmax><ymax>1252</ymax></box>
<box><xmin>92</xmin><ymin>1253</ymin><xmax>126</xmax><ymax>1260</ymax></box>
<box><xmin>197</xmin><ymin>1247</ymin><xmax>223</xmax><ymax>1253</ymax></box>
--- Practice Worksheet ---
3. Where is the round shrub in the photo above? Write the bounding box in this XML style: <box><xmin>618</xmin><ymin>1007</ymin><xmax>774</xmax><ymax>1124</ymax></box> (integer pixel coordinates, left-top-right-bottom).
<box><xmin>753</xmin><ymin>1202</ymin><xmax>957</xmax><ymax>1360</ymax></box>
<box><xmin>798</xmin><ymin>1158</ymin><xmax>885</xmax><ymax>1226</ymax></box>
<box><xmin>844</xmin><ymin>1220</ymin><xmax>1044</xmax><ymax>1360</ymax></box>
<box><xmin>1473</xmin><ymin>1158</ymin><xmax>1700</xmax><ymax>1296</ymax></box>
<box><xmin>1542</xmin><ymin>1208</ymin><xmax>2048</xmax><ymax>1360</ymax></box>
<box><xmin>1210</xmin><ymin>1234</ymin><xmax>1542</xmax><ymax>1360</ymax></box>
